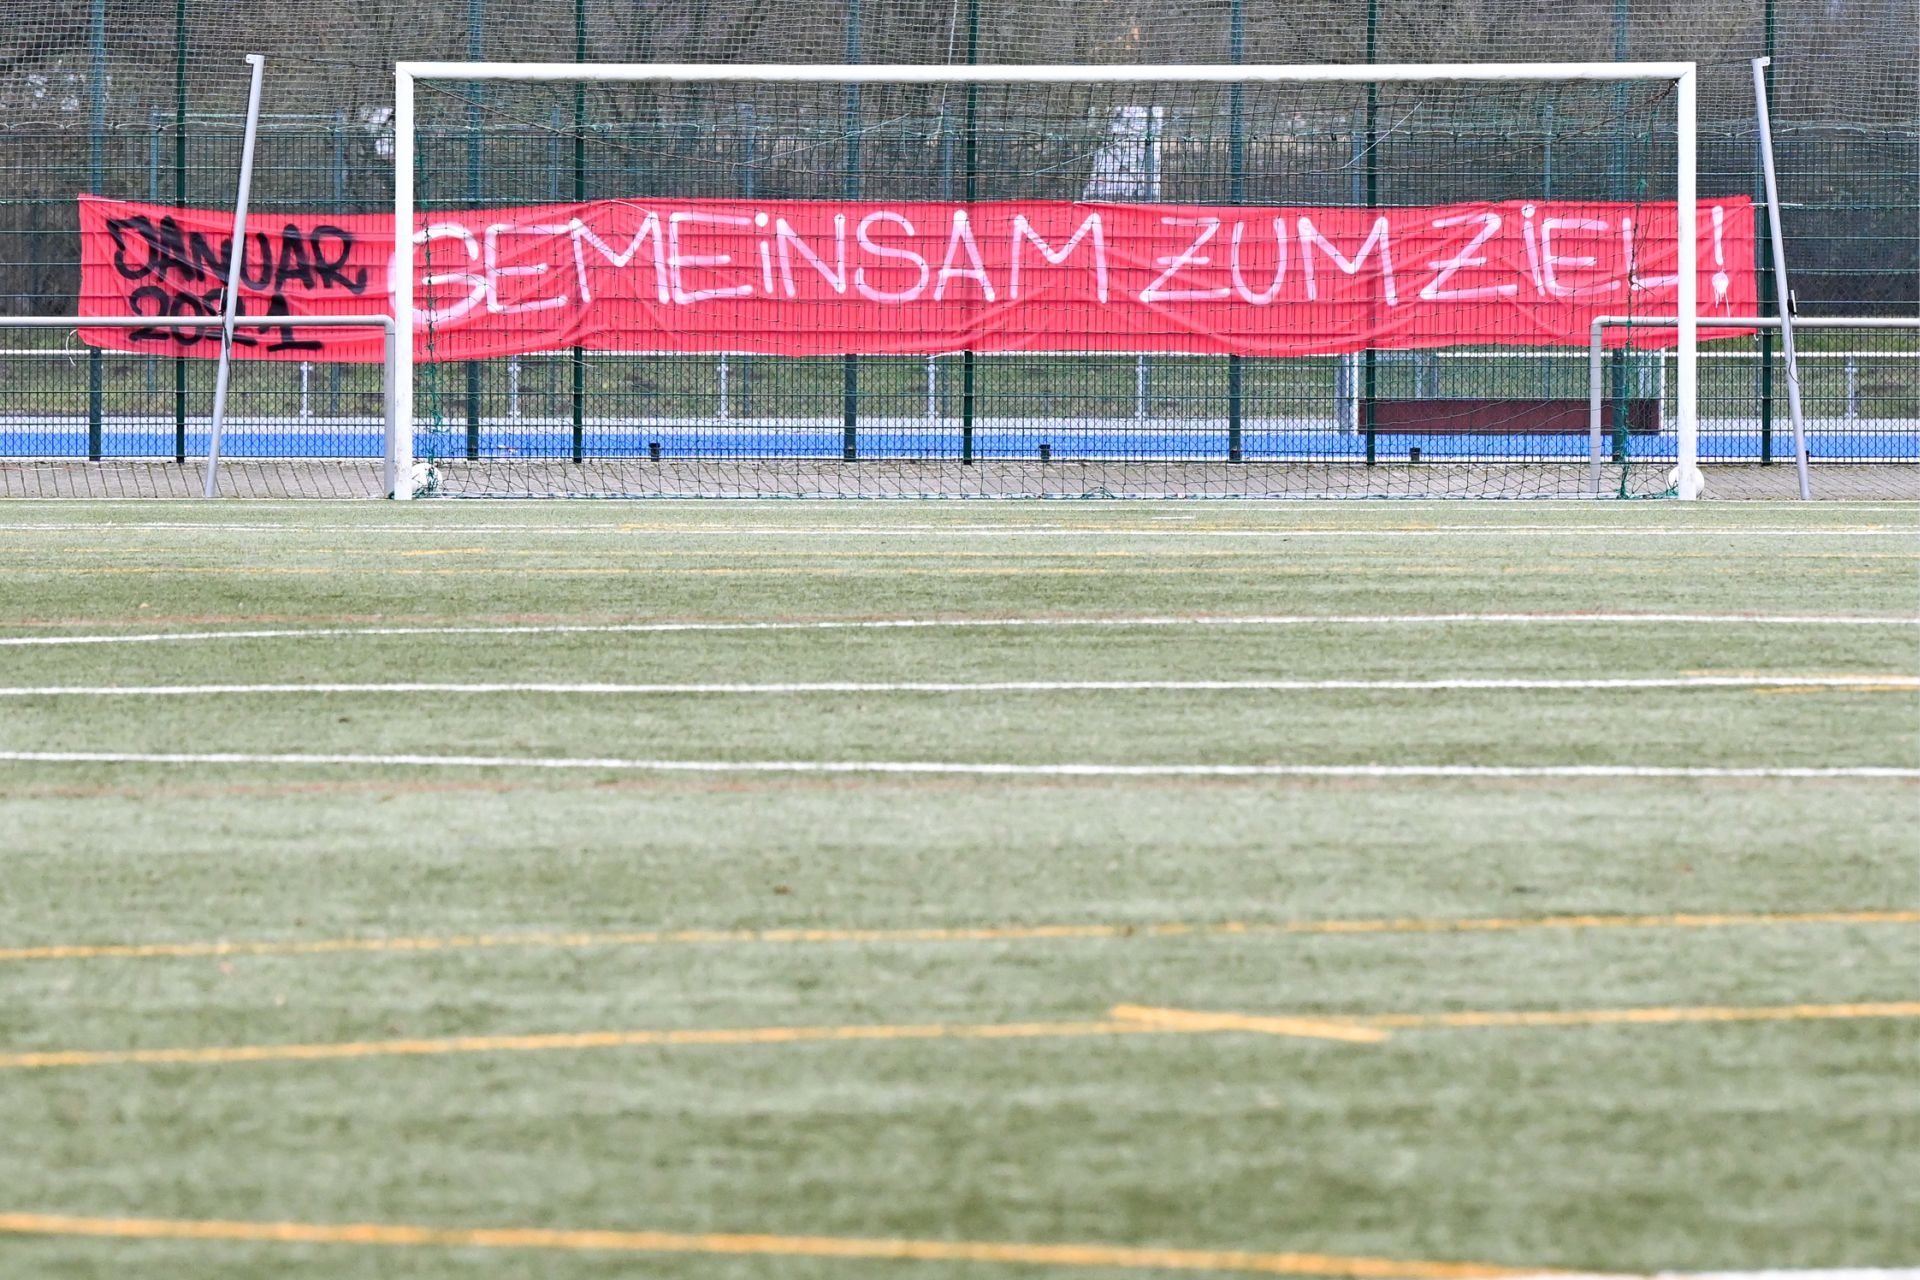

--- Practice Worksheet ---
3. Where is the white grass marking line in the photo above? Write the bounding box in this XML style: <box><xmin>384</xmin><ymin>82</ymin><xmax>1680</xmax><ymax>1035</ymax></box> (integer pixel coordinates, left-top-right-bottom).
<box><xmin>3</xmin><ymin>676</ymin><xmax>1916</xmax><ymax>698</ymax></box>
<box><xmin>4</xmin><ymin>612</ymin><xmax>1917</xmax><ymax>649</ymax></box>
<box><xmin>0</xmin><ymin>752</ymin><xmax>1914</xmax><ymax>780</ymax></box>
<box><xmin>0</xmin><ymin>522</ymin><xmax>1912</xmax><ymax>537</ymax></box>
<box><xmin>601</xmin><ymin>526</ymin><xmax>1920</xmax><ymax>539</ymax></box>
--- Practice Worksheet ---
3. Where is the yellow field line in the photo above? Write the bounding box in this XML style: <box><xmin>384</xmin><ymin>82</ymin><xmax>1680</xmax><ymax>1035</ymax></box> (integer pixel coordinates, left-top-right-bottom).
<box><xmin>17</xmin><ymin>565</ymin><xmax>1525</xmax><ymax>580</ymax></box>
<box><xmin>0</xmin><ymin>1212</ymin><xmax>1540</xmax><ymax>1278</ymax></box>
<box><xmin>0</xmin><ymin>1020</ymin><xmax>1169</xmax><ymax>1071</ymax></box>
<box><xmin>1684</xmin><ymin>670</ymin><xmax>1918</xmax><ymax>679</ymax></box>
<box><xmin>1755</xmin><ymin>684</ymin><xmax>1918</xmax><ymax>695</ymax></box>
<box><xmin>1107</xmin><ymin>1005</ymin><xmax>1392</xmax><ymax>1044</ymax></box>
<box><xmin>1110</xmin><ymin>1001</ymin><xmax>1920</xmax><ymax>1039</ymax></box>
<box><xmin>1359</xmin><ymin>1001</ymin><xmax>1920</xmax><ymax>1031</ymax></box>
<box><xmin>1674</xmin><ymin>668</ymin><xmax>1920</xmax><ymax>696</ymax></box>
<box><xmin>5</xmin><ymin>1000</ymin><xmax>1917</xmax><ymax>1074</ymax></box>
<box><xmin>6</xmin><ymin>908</ymin><xmax>1914</xmax><ymax>964</ymax></box>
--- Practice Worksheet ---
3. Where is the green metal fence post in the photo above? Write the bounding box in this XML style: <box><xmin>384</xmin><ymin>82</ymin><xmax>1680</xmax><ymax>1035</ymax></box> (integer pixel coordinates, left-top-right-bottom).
<box><xmin>570</xmin><ymin>0</ymin><xmax>586</xmax><ymax>464</ymax></box>
<box><xmin>1608</xmin><ymin>0</ymin><xmax>1630</xmax><ymax>464</ymax></box>
<box><xmin>1226</xmin><ymin>0</ymin><xmax>1245</xmax><ymax>463</ymax></box>
<box><xmin>936</xmin><ymin>100</ymin><xmax>952</xmax><ymax>439</ymax></box>
<box><xmin>842</xmin><ymin>0</ymin><xmax>860</xmax><ymax>462</ymax></box>
<box><xmin>146</xmin><ymin>108</ymin><xmax>160</xmax><ymax>403</ymax></box>
<box><xmin>960</xmin><ymin>0</ymin><xmax>978</xmax><ymax>465</ymax></box>
<box><xmin>173</xmin><ymin>0</ymin><xmax>188</xmax><ymax>464</ymax></box>
<box><xmin>1754</xmin><ymin>129</ymin><xmax>1776</xmax><ymax>464</ymax></box>
<box><xmin>1542</xmin><ymin>102</ymin><xmax>1555</xmax><ymax>399</ymax></box>
<box><xmin>330</xmin><ymin>111</ymin><xmax>346</xmax><ymax>417</ymax></box>
<box><xmin>739</xmin><ymin>104</ymin><xmax>756</xmax><ymax>418</ymax></box>
<box><xmin>87</xmin><ymin>0</ymin><xmax>106</xmax><ymax>463</ymax></box>
<box><xmin>464</xmin><ymin>0</ymin><xmax>483</xmax><ymax>460</ymax></box>
<box><xmin>1756</xmin><ymin>0</ymin><xmax>1777</xmax><ymax>463</ymax></box>
<box><xmin>1362</xmin><ymin>0</ymin><xmax>1378</xmax><ymax>467</ymax></box>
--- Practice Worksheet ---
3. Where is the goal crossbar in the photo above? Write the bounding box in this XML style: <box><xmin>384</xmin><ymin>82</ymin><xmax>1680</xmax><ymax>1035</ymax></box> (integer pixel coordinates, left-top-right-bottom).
<box><xmin>391</xmin><ymin>59</ymin><xmax>1700</xmax><ymax>499</ymax></box>
<box><xmin>394</xmin><ymin>61</ymin><xmax>1699</xmax><ymax>85</ymax></box>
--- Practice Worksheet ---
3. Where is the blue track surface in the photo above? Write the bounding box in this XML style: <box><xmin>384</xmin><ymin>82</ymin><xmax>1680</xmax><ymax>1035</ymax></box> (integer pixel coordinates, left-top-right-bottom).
<box><xmin>6</xmin><ymin>426</ymin><xmax>1917</xmax><ymax>463</ymax></box>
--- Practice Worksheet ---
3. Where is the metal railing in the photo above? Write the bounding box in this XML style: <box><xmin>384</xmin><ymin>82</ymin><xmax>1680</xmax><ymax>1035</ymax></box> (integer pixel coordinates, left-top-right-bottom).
<box><xmin>1587</xmin><ymin>314</ymin><xmax>1920</xmax><ymax>497</ymax></box>
<box><xmin>0</xmin><ymin>315</ymin><xmax>398</xmax><ymax>496</ymax></box>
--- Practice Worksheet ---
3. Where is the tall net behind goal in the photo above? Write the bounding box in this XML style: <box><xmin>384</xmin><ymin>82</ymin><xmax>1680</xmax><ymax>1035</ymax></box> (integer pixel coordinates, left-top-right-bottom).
<box><xmin>398</xmin><ymin>64</ymin><xmax>1707</xmax><ymax>498</ymax></box>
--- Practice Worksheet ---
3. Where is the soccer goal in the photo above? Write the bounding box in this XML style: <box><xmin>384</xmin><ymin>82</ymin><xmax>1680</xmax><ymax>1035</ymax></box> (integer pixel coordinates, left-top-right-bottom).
<box><xmin>390</xmin><ymin>60</ymin><xmax>1706</xmax><ymax>499</ymax></box>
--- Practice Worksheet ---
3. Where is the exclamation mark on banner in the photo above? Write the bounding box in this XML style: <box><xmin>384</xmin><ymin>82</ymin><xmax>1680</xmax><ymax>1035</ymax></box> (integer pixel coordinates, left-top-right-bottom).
<box><xmin>1710</xmin><ymin>205</ymin><xmax>1731</xmax><ymax>308</ymax></box>
<box><xmin>1519</xmin><ymin>205</ymin><xmax>1547</xmax><ymax>296</ymax></box>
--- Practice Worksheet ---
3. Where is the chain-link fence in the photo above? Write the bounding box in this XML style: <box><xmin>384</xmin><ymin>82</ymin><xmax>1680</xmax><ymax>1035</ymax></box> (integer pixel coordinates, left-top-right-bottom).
<box><xmin>1</xmin><ymin>0</ymin><xmax>1914</xmax><ymax>495</ymax></box>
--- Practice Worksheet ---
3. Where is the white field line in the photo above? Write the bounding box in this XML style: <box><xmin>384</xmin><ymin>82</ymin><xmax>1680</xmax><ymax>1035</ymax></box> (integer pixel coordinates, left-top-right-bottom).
<box><xmin>0</xmin><ymin>752</ymin><xmax>1914</xmax><ymax>779</ymax></box>
<box><xmin>0</xmin><ymin>523</ymin><xmax>1913</xmax><ymax>537</ymax></box>
<box><xmin>4</xmin><ymin>613</ymin><xmax>1917</xmax><ymax>649</ymax></box>
<box><xmin>2</xmin><ymin>676</ymin><xmax>1916</xmax><ymax>698</ymax></box>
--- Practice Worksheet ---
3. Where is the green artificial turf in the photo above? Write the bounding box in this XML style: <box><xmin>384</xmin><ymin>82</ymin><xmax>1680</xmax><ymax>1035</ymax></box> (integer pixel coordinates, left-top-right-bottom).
<box><xmin>0</xmin><ymin>499</ymin><xmax>1915</xmax><ymax>1279</ymax></box>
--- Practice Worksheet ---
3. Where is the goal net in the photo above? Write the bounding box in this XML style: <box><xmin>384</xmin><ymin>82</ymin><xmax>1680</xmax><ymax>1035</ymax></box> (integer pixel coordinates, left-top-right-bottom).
<box><xmin>384</xmin><ymin>62</ymin><xmax>1708</xmax><ymax>499</ymax></box>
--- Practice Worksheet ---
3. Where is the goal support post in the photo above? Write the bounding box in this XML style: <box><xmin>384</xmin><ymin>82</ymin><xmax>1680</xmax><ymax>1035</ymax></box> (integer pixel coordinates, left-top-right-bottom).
<box><xmin>1589</xmin><ymin>314</ymin><xmax>1920</xmax><ymax>496</ymax></box>
<box><xmin>391</xmin><ymin>59</ymin><xmax>1700</xmax><ymax>499</ymax></box>
<box><xmin>12</xmin><ymin>315</ymin><xmax>401</xmax><ymax>496</ymax></box>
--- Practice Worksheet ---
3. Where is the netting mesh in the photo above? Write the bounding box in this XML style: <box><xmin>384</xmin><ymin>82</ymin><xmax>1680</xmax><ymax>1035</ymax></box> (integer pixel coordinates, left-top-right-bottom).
<box><xmin>1</xmin><ymin>1</ymin><xmax>1916</xmax><ymax>497</ymax></box>
<box><xmin>405</xmin><ymin>75</ymin><xmax>1681</xmax><ymax>497</ymax></box>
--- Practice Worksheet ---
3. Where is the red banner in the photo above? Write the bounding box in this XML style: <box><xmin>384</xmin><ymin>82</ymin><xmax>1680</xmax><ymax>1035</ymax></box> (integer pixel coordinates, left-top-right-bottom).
<box><xmin>78</xmin><ymin>193</ymin><xmax>1754</xmax><ymax>363</ymax></box>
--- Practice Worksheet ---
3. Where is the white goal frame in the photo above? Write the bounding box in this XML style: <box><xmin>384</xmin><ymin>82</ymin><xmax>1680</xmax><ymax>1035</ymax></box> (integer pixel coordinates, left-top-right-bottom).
<box><xmin>391</xmin><ymin>60</ymin><xmax>1700</xmax><ymax>500</ymax></box>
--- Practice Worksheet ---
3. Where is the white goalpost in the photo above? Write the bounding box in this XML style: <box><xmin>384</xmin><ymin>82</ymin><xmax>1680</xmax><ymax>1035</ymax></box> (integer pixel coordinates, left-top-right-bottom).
<box><xmin>389</xmin><ymin>60</ymin><xmax>1701</xmax><ymax>500</ymax></box>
